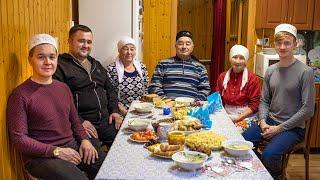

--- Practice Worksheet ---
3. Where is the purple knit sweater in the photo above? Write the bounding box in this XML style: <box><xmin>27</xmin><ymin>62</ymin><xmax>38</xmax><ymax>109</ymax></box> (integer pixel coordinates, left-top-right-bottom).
<box><xmin>7</xmin><ymin>78</ymin><xmax>88</xmax><ymax>162</ymax></box>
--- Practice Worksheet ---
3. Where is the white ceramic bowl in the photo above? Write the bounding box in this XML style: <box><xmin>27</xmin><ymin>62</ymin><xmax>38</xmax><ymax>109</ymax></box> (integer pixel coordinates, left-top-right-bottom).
<box><xmin>127</xmin><ymin>119</ymin><xmax>149</xmax><ymax>131</ymax></box>
<box><xmin>133</xmin><ymin>103</ymin><xmax>154</xmax><ymax>113</ymax></box>
<box><xmin>222</xmin><ymin>139</ymin><xmax>253</xmax><ymax>157</ymax></box>
<box><xmin>172</xmin><ymin>151</ymin><xmax>208</xmax><ymax>171</ymax></box>
<box><xmin>175</xmin><ymin>97</ymin><xmax>195</xmax><ymax>106</ymax></box>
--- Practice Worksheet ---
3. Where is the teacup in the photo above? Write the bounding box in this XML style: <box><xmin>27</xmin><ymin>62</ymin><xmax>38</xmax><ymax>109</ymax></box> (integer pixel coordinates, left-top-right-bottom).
<box><xmin>157</xmin><ymin>122</ymin><xmax>172</xmax><ymax>140</ymax></box>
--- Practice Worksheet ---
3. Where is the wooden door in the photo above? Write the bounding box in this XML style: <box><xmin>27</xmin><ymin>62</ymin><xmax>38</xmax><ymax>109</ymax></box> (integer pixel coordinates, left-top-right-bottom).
<box><xmin>313</xmin><ymin>0</ymin><xmax>320</xmax><ymax>30</ymax></box>
<box><xmin>143</xmin><ymin>0</ymin><xmax>177</xmax><ymax>78</ymax></box>
<box><xmin>256</xmin><ymin>0</ymin><xmax>288</xmax><ymax>28</ymax></box>
<box><xmin>177</xmin><ymin>0</ymin><xmax>213</xmax><ymax>60</ymax></box>
<box><xmin>287</xmin><ymin>0</ymin><xmax>315</xmax><ymax>30</ymax></box>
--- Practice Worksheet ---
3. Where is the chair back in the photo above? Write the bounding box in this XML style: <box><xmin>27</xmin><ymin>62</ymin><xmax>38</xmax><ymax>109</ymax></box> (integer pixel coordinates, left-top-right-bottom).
<box><xmin>304</xmin><ymin>104</ymin><xmax>317</xmax><ymax>151</ymax></box>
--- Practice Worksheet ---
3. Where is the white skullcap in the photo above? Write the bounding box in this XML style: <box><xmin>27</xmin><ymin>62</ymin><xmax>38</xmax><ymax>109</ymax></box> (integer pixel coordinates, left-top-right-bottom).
<box><xmin>274</xmin><ymin>23</ymin><xmax>297</xmax><ymax>38</ymax></box>
<box><xmin>29</xmin><ymin>34</ymin><xmax>58</xmax><ymax>52</ymax></box>
<box><xmin>229</xmin><ymin>44</ymin><xmax>249</xmax><ymax>61</ymax></box>
<box><xmin>117</xmin><ymin>36</ymin><xmax>136</xmax><ymax>51</ymax></box>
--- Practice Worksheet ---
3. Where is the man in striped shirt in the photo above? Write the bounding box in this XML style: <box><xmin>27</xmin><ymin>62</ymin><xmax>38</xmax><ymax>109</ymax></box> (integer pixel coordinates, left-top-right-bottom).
<box><xmin>149</xmin><ymin>30</ymin><xmax>211</xmax><ymax>100</ymax></box>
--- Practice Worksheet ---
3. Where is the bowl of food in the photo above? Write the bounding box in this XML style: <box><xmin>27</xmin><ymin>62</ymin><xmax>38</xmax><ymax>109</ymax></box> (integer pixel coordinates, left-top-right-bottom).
<box><xmin>133</xmin><ymin>102</ymin><xmax>154</xmax><ymax>113</ymax></box>
<box><xmin>175</xmin><ymin>97</ymin><xmax>195</xmax><ymax>106</ymax></box>
<box><xmin>172</xmin><ymin>151</ymin><xmax>208</xmax><ymax>171</ymax></box>
<box><xmin>222</xmin><ymin>139</ymin><xmax>253</xmax><ymax>157</ymax></box>
<box><xmin>127</xmin><ymin>119</ymin><xmax>150</xmax><ymax>131</ymax></box>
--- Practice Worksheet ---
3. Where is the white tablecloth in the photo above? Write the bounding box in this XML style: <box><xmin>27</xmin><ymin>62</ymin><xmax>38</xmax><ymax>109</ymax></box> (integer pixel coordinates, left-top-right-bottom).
<box><xmin>95</xmin><ymin>102</ymin><xmax>272</xmax><ymax>180</ymax></box>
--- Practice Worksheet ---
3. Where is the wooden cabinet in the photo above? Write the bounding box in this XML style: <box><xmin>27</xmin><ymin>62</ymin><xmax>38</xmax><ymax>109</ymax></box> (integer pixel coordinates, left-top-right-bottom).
<box><xmin>256</xmin><ymin>0</ymin><xmax>286</xmax><ymax>28</ymax></box>
<box><xmin>310</xmin><ymin>83</ymin><xmax>320</xmax><ymax>148</ymax></box>
<box><xmin>313</xmin><ymin>0</ymin><xmax>320</xmax><ymax>30</ymax></box>
<box><xmin>256</xmin><ymin>0</ymin><xmax>315</xmax><ymax>30</ymax></box>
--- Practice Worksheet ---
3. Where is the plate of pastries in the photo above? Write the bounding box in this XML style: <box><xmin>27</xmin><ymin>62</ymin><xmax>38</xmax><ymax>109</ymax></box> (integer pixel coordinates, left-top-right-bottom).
<box><xmin>145</xmin><ymin>142</ymin><xmax>184</xmax><ymax>158</ymax></box>
<box><xmin>153</xmin><ymin>98</ymin><xmax>176</xmax><ymax>108</ymax></box>
<box><xmin>171</xmin><ymin>116</ymin><xmax>203</xmax><ymax>134</ymax></box>
<box><xmin>139</xmin><ymin>94</ymin><xmax>160</xmax><ymax>102</ymax></box>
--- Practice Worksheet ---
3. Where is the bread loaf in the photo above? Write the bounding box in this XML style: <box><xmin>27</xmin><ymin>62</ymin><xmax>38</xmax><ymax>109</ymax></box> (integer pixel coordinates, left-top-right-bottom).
<box><xmin>140</xmin><ymin>94</ymin><xmax>159</xmax><ymax>102</ymax></box>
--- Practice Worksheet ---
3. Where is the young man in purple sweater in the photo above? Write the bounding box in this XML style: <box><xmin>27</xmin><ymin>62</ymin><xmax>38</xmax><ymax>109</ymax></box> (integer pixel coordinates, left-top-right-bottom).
<box><xmin>7</xmin><ymin>34</ymin><xmax>105</xmax><ymax>180</ymax></box>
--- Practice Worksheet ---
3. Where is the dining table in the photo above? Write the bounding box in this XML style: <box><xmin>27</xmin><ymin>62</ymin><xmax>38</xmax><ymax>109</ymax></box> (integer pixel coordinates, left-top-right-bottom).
<box><xmin>95</xmin><ymin>101</ymin><xmax>273</xmax><ymax>180</ymax></box>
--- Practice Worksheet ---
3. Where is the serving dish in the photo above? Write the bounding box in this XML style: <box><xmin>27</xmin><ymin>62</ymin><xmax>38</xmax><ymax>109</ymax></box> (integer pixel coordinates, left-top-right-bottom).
<box><xmin>129</xmin><ymin>134</ymin><xmax>150</xmax><ymax>143</ymax></box>
<box><xmin>145</xmin><ymin>143</ymin><xmax>184</xmax><ymax>158</ymax></box>
<box><xmin>132</xmin><ymin>102</ymin><xmax>154</xmax><ymax>113</ymax></box>
<box><xmin>127</xmin><ymin>118</ymin><xmax>149</xmax><ymax>131</ymax></box>
<box><xmin>129</xmin><ymin>131</ymin><xmax>156</xmax><ymax>143</ymax></box>
<box><xmin>175</xmin><ymin>97</ymin><xmax>195</xmax><ymax>106</ymax></box>
<box><xmin>222</xmin><ymin>139</ymin><xmax>253</xmax><ymax>157</ymax></box>
<box><xmin>172</xmin><ymin>151</ymin><xmax>208</xmax><ymax>171</ymax></box>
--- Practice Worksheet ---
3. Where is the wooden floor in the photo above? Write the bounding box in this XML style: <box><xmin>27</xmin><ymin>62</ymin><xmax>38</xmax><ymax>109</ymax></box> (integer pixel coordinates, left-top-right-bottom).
<box><xmin>286</xmin><ymin>154</ymin><xmax>320</xmax><ymax>180</ymax></box>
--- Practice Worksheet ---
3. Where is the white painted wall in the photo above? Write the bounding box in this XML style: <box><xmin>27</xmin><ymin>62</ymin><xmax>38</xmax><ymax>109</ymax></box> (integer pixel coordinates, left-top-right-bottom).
<box><xmin>79</xmin><ymin>0</ymin><xmax>139</xmax><ymax>67</ymax></box>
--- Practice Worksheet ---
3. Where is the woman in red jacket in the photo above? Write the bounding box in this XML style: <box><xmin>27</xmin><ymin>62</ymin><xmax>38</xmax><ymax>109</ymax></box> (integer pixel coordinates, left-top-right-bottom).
<box><xmin>215</xmin><ymin>45</ymin><xmax>261</xmax><ymax>131</ymax></box>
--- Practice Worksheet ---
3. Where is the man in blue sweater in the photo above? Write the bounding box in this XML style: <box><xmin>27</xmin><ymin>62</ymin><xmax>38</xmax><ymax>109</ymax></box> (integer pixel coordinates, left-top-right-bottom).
<box><xmin>149</xmin><ymin>30</ymin><xmax>211</xmax><ymax>100</ymax></box>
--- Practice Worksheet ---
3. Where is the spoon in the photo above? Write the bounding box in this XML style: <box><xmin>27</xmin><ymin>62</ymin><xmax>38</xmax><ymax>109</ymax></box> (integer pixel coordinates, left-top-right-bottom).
<box><xmin>222</xmin><ymin>159</ymin><xmax>251</xmax><ymax>171</ymax></box>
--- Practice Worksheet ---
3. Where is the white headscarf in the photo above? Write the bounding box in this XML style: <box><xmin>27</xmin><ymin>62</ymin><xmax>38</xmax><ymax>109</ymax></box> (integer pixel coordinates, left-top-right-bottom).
<box><xmin>115</xmin><ymin>36</ymin><xmax>143</xmax><ymax>83</ymax></box>
<box><xmin>223</xmin><ymin>45</ymin><xmax>249</xmax><ymax>92</ymax></box>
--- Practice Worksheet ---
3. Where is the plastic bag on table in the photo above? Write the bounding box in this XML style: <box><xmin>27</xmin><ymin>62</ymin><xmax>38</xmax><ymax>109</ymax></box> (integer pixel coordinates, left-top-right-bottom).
<box><xmin>207</xmin><ymin>92</ymin><xmax>223</xmax><ymax>114</ymax></box>
<box><xmin>188</xmin><ymin>105</ymin><xmax>212</xmax><ymax>129</ymax></box>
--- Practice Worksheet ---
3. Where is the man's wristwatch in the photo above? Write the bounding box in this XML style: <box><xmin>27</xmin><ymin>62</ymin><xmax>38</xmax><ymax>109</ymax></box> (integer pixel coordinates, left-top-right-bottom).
<box><xmin>53</xmin><ymin>147</ymin><xmax>62</xmax><ymax>157</ymax></box>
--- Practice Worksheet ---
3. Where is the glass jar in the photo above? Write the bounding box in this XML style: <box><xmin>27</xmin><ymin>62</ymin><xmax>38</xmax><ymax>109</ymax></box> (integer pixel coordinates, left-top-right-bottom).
<box><xmin>168</xmin><ymin>131</ymin><xmax>185</xmax><ymax>145</ymax></box>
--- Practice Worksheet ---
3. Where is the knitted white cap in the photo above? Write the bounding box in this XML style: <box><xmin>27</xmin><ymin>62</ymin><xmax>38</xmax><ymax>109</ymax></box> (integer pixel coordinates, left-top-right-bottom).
<box><xmin>274</xmin><ymin>23</ymin><xmax>297</xmax><ymax>38</ymax></box>
<box><xmin>29</xmin><ymin>34</ymin><xmax>58</xmax><ymax>51</ymax></box>
<box><xmin>117</xmin><ymin>36</ymin><xmax>136</xmax><ymax>51</ymax></box>
<box><xmin>229</xmin><ymin>44</ymin><xmax>249</xmax><ymax>61</ymax></box>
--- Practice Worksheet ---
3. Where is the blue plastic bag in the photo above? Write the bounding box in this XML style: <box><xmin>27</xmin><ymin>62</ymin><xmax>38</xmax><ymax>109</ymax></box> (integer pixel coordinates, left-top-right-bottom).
<box><xmin>207</xmin><ymin>92</ymin><xmax>223</xmax><ymax>114</ymax></box>
<box><xmin>188</xmin><ymin>106</ymin><xmax>212</xmax><ymax>129</ymax></box>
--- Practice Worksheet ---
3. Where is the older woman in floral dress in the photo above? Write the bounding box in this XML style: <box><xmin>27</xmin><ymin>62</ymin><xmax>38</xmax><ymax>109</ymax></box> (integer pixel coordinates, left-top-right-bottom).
<box><xmin>107</xmin><ymin>36</ymin><xmax>149</xmax><ymax>115</ymax></box>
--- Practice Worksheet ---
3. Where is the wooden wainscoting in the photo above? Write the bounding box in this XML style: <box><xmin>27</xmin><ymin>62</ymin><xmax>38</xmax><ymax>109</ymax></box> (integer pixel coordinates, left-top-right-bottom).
<box><xmin>0</xmin><ymin>0</ymin><xmax>71</xmax><ymax>179</ymax></box>
<box><xmin>143</xmin><ymin>0</ymin><xmax>177</xmax><ymax>78</ymax></box>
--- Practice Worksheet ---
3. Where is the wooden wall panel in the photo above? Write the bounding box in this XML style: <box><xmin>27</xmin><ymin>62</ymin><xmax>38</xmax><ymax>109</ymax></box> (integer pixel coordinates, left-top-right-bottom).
<box><xmin>244</xmin><ymin>0</ymin><xmax>258</xmax><ymax>72</ymax></box>
<box><xmin>0</xmin><ymin>0</ymin><xmax>71</xmax><ymax>179</ymax></box>
<box><xmin>225</xmin><ymin>0</ymin><xmax>260</xmax><ymax>73</ymax></box>
<box><xmin>143</xmin><ymin>0</ymin><xmax>177</xmax><ymax>77</ymax></box>
<box><xmin>177</xmin><ymin>0</ymin><xmax>213</xmax><ymax>60</ymax></box>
